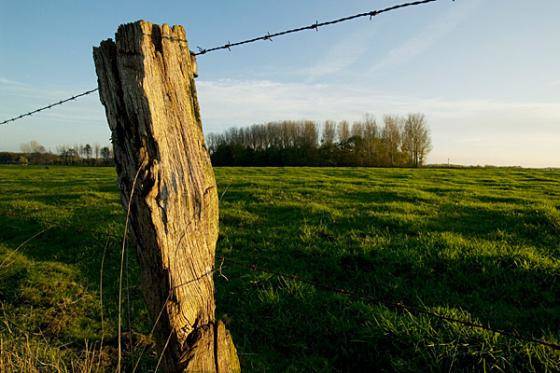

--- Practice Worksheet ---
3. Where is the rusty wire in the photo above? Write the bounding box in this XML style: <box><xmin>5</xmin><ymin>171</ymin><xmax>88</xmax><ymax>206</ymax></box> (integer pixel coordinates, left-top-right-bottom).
<box><xmin>0</xmin><ymin>0</ymin><xmax>443</xmax><ymax>126</ymax></box>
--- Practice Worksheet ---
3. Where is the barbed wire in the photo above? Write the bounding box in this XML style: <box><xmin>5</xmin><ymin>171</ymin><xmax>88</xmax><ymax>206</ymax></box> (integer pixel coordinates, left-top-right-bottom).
<box><xmin>0</xmin><ymin>0</ymin><xmax>443</xmax><ymax>126</ymax></box>
<box><xmin>0</xmin><ymin>88</ymin><xmax>99</xmax><ymax>126</ymax></box>
<box><xmin>192</xmin><ymin>0</ymin><xmax>441</xmax><ymax>55</ymax></box>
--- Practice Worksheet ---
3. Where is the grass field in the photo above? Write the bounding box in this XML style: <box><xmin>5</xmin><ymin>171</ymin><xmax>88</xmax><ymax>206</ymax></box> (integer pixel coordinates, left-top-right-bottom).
<box><xmin>0</xmin><ymin>165</ymin><xmax>559</xmax><ymax>372</ymax></box>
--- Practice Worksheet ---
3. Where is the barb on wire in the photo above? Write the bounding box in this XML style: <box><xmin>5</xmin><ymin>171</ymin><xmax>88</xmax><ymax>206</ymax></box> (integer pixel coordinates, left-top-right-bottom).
<box><xmin>0</xmin><ymin>88</ymin><xmax>98</xmax><ymax>126</ymax></box>
<box><xmin>0</xmin><ymin>0</ymin><xmax>443</xmax><ymax>126</ymax></box>
<box><xmin>192</xmin><ymin>0</ymin><xmax>440</xmax><ymax>55</ymax></box>
<box><xmin>220</xmin><ymin>257</ymin><xmax>560</xmax><ymax>352</ymax></box>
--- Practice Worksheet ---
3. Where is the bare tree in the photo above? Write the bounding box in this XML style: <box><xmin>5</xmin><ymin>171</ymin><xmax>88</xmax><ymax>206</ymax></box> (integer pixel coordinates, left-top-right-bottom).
<box><xmin>382</xmin><ymin>115</ymin><xmax>402</xmax><ymax>166</ymax></box>
<box><xmin>84</xmin><ymin>144</ymin><xmax>92</xmax><ymax>160</ymax></box>
<box><xmin>322</xmin><ymin>120</ymin><xmax>336</xmax><ymax>146</ymax></box>
<box><xmin>207</xmin><ymin>112</ymin><xmax>431</xmax><ymax>168</ymax></box>
<box><xmin>402</xmin><ymin>113</ymin><xmax>432</xmax><ymax>167</ymax></box>
<box><xmin>20</xmin><ymin>140</ymin><xmax>46</xmax><ymax>154</ymax></box>
<box><xmin>362</xmin><ymin>114</ymin><xmax>379</xmax><ymax>166</ymax></box>
<box><xmin>337</xmin><ymin>120</ymin><xmax>350</xmax><ymax>143</ymax></box>
<box><xmin>56</xmin><ymin>145</ymin><xmax>67</xmax><ymax>157</ymax></box>
<box><xmin>77</xmin><ymin>144</ymin><xmax>84</xmax><ymax>158</ymax></box>
<box><xmin>100</xmin><ymin>146</ymin><xmax>112</xmax><ymax>162</ymax></box>
<box><xmin>302</xmin><ymin>121</ymin><xmax>319</xmax><ymax>148</ymax></box>
<box><xmin>351</xmin><ymin>122</ymin><xmax>365</xmax><ymax>139</ymax></box>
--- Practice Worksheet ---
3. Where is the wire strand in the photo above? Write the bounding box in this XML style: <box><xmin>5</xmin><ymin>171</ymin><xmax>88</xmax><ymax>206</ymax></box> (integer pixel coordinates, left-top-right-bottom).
<box><xmin>0</xmin><ymin>88</ymin><xmax>98</xmax><ymax>126</ymax></box>
<box><xmin>192</xmin><ymin>0</ymin><xmax>440</xmax><ymax>55</ymax></box>
<box><xmin>0</xmin><ymin>0</ymin><xmax>442</xmax><ymax>126</ymax></box>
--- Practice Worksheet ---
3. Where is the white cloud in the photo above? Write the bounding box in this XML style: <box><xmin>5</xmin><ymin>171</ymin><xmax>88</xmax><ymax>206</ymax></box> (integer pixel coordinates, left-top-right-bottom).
<box><xmin>2</xmin><ymin>75</ymin><xmax>558</xmax><ymax>167</ymax></box>
<box><xmin>302</xmin><ymin>27</ymin><xmax>377</xmax><ymax>79</ymax></box>
<box><xmin>294</xmin><ymin>0</ymin><xmax>483</xmax><ymax>80</ymax></box>
<box><xmin>0</xmin><ymin>77</ymin><xmax>28</xmax><ymax>87</ymax></box>
<box><xmin>369</xmin><ymin>0</ymin><xmax>482</xmax><ymax>73</ymax></box>
<box><xmin>0</xmin><ymin>77</ymin><xmax>102</xmax><ymax>123</ymax></box>
<box><xmin>0</xmin><ymin>77</ymin><xmax>94</xmax><ymax>101</ymax></box>
<box><xmin>198</xmin><ymin>79</ymin><xmax>560</xmax><ymax>128</ymax></box>
<box><xmin>197</xmin><ymin>78</ymin><xmax>560</xmax><ymax>167</ymax></box>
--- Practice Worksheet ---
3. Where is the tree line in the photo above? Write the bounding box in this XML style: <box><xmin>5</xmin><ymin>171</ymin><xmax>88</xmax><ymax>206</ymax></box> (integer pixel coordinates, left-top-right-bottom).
<box><xmin>207</xmin><ymin>113</ymin><xmax>432</xmax><ymax>167</ymax></box>
<box><xmin>0</xmin><ymin>141</ymin><xmax>114</xmax><ymax>166</ymax></box>
<box><xmin>2</xmin><ymin>113</ymin><xmax>432</xmax><ymax>168</ymax></box>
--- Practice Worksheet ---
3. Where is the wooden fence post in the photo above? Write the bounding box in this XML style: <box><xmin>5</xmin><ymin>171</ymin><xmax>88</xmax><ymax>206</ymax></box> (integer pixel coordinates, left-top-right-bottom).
<box><xmin>93</xmin><ymin>20</ymin><xmax>240</xmax><ymax>372</ymax></box>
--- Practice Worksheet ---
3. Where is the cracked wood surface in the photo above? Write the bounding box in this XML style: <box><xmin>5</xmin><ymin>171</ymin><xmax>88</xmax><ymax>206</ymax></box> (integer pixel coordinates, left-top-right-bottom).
<box><xmin>93</xmin><ymin>20</ymin><xmax>240</xmax><ymax>372</ymax></box>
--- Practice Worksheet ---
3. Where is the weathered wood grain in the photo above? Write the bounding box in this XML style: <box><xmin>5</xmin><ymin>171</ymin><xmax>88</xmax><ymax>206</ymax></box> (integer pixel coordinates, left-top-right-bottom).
<box><xmin>93</xmin><ymin>20</ymin><xmax>240</xmax><ymax>372</ymax></box>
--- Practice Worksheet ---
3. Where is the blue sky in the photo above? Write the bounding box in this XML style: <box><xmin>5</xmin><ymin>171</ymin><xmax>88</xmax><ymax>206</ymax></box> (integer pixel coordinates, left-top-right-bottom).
<box><xmin>1</xmin><ymin>0</ymin><xmax>559</xmax><ymax>167</ymax></box>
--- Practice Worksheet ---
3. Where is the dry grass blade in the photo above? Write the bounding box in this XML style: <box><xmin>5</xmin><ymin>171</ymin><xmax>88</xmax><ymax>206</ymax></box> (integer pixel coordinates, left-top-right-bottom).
<box><xmin>154</xmin><ymin>330</ymin><xmax>173</xmax><ymax>373</ymax></box>
<box><xmin>96</xmin><ymin>235</ymin><xmax>110</xmax><ymax>372</ymax></box>
<box><xmin>0</xmin><ymin>228</ymin><xmax>49</xmax><ymax>269</ymax></box>
<box><xmin>117</xmin><ymin>165</ymin><xmax>143</xmax><ymax>372</ymax></box>
<box><xmin>131</xmin><ymin>291</ymin><xmax>172</xmax><ymax>373</ymax></box>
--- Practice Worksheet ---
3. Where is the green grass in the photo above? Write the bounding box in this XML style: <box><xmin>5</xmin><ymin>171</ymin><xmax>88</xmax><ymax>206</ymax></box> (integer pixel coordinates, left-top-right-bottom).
<box><xmin>0</xmin><ymin>165</ymin><xmax>559</xmax><ymax>371</ymax></box>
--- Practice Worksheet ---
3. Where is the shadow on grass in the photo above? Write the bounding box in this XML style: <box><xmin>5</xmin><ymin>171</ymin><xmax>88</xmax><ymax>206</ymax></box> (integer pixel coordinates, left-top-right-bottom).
<box><xmin>1</xmin><ymin>166</ymin><xmax>559</xmax><ymax>371</ymax></box>
<box><xmin>216</xmin><ymin>188</ymin><xmax>560</xmax><ymax>338</ymax></box>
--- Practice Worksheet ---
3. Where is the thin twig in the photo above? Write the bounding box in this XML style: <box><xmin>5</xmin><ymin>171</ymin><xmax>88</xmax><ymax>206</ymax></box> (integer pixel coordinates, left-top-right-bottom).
<box><xmin>218</xmin><ymin>256</ymin><xmax>229</xmax><ymax>281</ymax></box>
<box><xmin>125</xmin><ymin>235</ymin><xmax>132</xmax><ymax>349</ymax></box>
<box><xmin>219</xmin><ymin>184</ymin><xmax>231</xmax><ymax>202</ymax></box>
<box><xmin>154</xmin><ymin>330</ymin><xmax>174</xmax><ymax>373</ymax></box>
<box><xmin>0</xmin><ymin>228</ymin><xmax>49</xmax><ymax>268</ymax></box>
<box><xmin>96</xmin><ymin>235</ymin><xmax>110</xmax><ymax>372</ymax></box>
<box><xmin>117</xmin><ymin>165</ymin><xmax>143</xmax><ymax>373</ymax></box>
<box><xmin>132</xmin><ymin>268</ymin><xmax>216</xmax><ymax>370</ymax></box>
<box><xmin>131</xmin><ymin>291</ymin><xmax>173</xmax><ymax>373</ymax></box>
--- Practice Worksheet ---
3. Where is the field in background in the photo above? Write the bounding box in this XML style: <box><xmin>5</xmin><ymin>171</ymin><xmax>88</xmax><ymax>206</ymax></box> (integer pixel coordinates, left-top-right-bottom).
<box><xmin>0</xmin><ymin>166</ymin><xmax>559</xmax><ymax>371</ymax></box>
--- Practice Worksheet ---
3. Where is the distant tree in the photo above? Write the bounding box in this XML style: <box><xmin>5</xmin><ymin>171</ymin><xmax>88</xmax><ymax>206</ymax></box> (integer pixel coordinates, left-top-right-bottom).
<box><xmin>61</xmin><ymin>148</ymin><xmax>80</xmax><ymax>165</ymax></box>
<box><xmin>0</xmin><ymin>152</ymin><xmax>19</xmax><ymax>164</ymax></box>
<box><xmin>362</xmin><ymin>114</ymin><xmax>379</xmax><ymax>166</ymax></box>
<box><xmin>337</xmin><ymin>121</ymin><xmax>350</xmax><ymax>143</ymax></box>
<box><xmin>351</xmin><ymin>122</ymin><xmax>364</xmax><ymax>139</ymax></box>
<box><xmin>18</xmin><ymin>156</ymin><xmax>28</xmax><ymax>166</ymax></box>
<box><xmin>382</xmin><ymin>115</ymin><xmax>402</xmax><ymax>166</ymax></box>
<box><xmin>94</xmin><ymin>144</ymin><xmax>100</xmax><ymax>160</ymax></box>
<box><xmin>208</xmin><ymin>113</ymin><xmax>431</xmax><ymax>167</ymax></box>
<box><xmin>100</xmin><ymin>146</ymin><xmax>112</xmax><ymax>163</ymax></box>
<box><xmin>206</xmin><ymin>133</ymin><xmax>222</xmax><ymax>154</ymax></box>
<box><xmin>302</xmin><ymin>121</ymin><xmax>319</xmax><ymax>148</ymax></box>
<box><xmin>56</xmin><ymin>145</ymin><xmax>67</xmax><ymax>155</ymax></box>
<box><xmin>321</xmin><ymin>120</ymin><xmax>336</xmax><ymax>146</ymax></box>
<box><xmin>402</xmin><ymin>113</ymin><xmax>432</xmax><ymax>167</ymax></box>
<box><xmin>20</xmin><ymin>140</ymin><xmax>46</xmax><ymax>154</ymax></box>
<box><xmin>84</xmin><ymin>144</ymin><xmax>92</xmax><ymax>160</ymax></box>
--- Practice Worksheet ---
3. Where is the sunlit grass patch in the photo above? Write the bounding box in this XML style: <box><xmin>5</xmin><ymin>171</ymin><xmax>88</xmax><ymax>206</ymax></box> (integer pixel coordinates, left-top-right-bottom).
<box><xmin>1</xmin><ymin>165</ymin><xmax>559</xmax><ymax>371</ymax></box>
